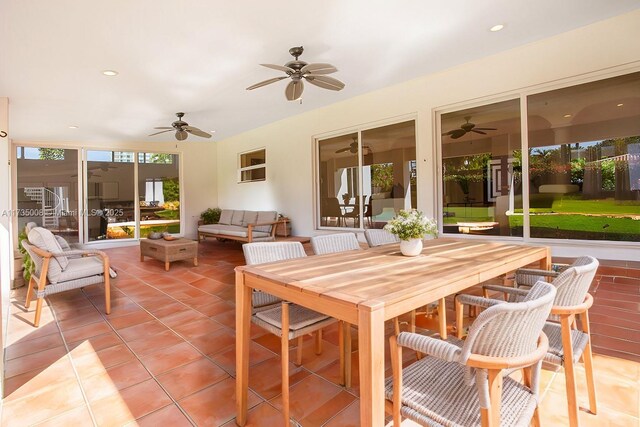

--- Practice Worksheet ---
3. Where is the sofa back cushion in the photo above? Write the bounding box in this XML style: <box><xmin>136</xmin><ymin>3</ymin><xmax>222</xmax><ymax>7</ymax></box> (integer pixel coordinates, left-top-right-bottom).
<box><xmin>242</xmin><ymin>211</ymin><xmax>258</xmax><ymax>227</ymax></box>
<box><xmin>231</xmin><ymin>210</ymin><xmax>246</xmax><ymax>226</ymax></box>
<box><xmin>218</xmin><ymin>209</ymin><xmax>234</xmax><ymax>225</ymax></box>
<box><xmin>255</xmin><ymin>211</ymin><xmax>278</xmax><ymax>232</ymax></box>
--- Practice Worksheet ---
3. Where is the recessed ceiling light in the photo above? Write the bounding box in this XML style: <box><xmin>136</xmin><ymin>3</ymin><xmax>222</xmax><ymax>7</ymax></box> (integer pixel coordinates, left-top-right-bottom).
<box><xmin>209</xmin><ymin>130</ymin><xmax>216</xmax><ymax>133</ymax></box>
<box><xmin>68</xmin><ymin>125</ymin><xmax>79</xmax><ymax>129</ymax></box>
<box><xmin>563</xmin><ymin>114</ymin><xmax>572</xmax><ymax>118</ymax></box>
<box><xmin>102</xmin><ymin>70</ymin><xmax>118</xmax><ymax>76</ymax></box>
<box><xmin>617</xmin><ymin>103</ymin><xmax>624</xmax><ymax>107</ymax></box>
<box><xmin>490</xmin><ymin>24</ymin><xmax>504</xmax><ymax>32</ymax></box>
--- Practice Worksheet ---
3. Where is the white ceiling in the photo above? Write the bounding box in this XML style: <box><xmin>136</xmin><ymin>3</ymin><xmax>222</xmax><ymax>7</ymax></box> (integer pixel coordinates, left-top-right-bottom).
<box><xmin>2</xmin><ymin>0</ymin><xmax>639</xmax><ymax>144</ymax></box>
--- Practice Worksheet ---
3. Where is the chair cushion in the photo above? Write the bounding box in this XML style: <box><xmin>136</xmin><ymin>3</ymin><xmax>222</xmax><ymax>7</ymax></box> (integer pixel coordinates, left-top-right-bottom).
<box><xmin>57</xmin><ymin>256</ymin><xmax>105</xmax><ymax>283</ymax></box>
<box><xmin>231</xmin><ymin>210</ymin><xmax>246</xmax><ymax>226</ymax></box>
<box><xmin>254</xmin><ymin>211</ymin><xmax>277</xmax><ymax>233</ymax></box>
<box><xmin>218</xmin><ymin>209</ymin><xmax>233</xmax><ymax>225</ymax></box>
<box><xmin>28</xmin><ymin>227</ymin><xmax>69</xmax><ymax>270</ymax></box>
<box><xmin>198</xmin><ymin>224</ymin><xmax>269</xmax><ymax>239</ymax></box>
<box><xmin>242</xmin><ymin>210</ymin><xmax>259</xmax><ymax>227</ymax></box>
<box><xmin>55</xmin><ymin>235</ymin><xmax>71</xmax><ymax>251</ymax></box>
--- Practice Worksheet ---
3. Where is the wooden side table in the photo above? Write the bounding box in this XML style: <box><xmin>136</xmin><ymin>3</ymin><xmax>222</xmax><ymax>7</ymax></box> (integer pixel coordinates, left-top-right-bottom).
<box><xmin>275</xmin><ymin>218</ymin><xmax>291</xmax><ymax>237</ymax></box>
<box><xmin>140</xmin><ymin>238</ymin><xmax>198</xmax><ymax>271</ymax></box>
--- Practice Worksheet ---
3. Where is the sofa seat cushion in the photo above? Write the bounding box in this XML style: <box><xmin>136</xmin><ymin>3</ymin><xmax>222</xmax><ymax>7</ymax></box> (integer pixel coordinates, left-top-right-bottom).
<box><xmin>57</xmin><ymin>256</ymin><xmax>104</xmax><ymax>283</ymax></box>
<box><xmin>198</xmin><ymin>224</ymin><xmax>270</xmax><ymax>239</ymax></box>
<box><xmin>218</xmin><ymin>209</ymin><xmax>234</xmax><ymax>225</ymax></box>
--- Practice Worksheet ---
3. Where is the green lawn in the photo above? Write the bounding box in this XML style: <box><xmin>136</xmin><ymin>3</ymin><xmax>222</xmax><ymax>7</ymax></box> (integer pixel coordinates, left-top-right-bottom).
<box><xmin>508</xmin><ymin>214</ymin><xmax>639</xmax><ymax>235</ymax></box>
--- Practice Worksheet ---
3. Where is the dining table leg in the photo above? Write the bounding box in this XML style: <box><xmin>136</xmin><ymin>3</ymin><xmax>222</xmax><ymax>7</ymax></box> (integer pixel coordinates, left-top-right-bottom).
<box><xmin>235</xmin><ymin>271</ymin><xmax>252</xmax><ymax>426</ymax></box>
<box><xmin>358</xmin><ymin>302</ymin><xmax>386</xmax><ymax>426</ymax></box>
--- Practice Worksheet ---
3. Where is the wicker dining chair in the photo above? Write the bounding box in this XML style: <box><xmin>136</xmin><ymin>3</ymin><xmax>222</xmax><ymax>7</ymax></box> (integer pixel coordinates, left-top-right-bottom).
<box><xmin>310</xmin><ymin>232</ymin><xmax>361</xmax><ymax>254</ymax></box>
<box><xmin>364</xmin><ymin>228</ymin><xmax>400</xmax><ymax>247</ymax></box>
<box><xmin>456</xmin><ymin>256</ymin><xmax>599</xmax><ymax>427</ymax></box>
<box><xmin>387</xmin><ymin>281</ymin><xmax>556</xmax><ymax>427</ymax></box>
<box><xmin>242</xmin><ymin>242</ymin><xmax>340</xmax><ymax>425</ymax></box>
<box><xmin>21</xmin><ymin>227</ymin><xmax>111</xmax><ymax>327</ymax></box>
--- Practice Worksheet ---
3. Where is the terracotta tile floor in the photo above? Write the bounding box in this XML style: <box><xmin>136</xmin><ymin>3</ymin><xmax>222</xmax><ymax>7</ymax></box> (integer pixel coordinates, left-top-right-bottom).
<box><xmin>3</xmin><ymin>241</ymin><xmax>639</xmax><ymax>426</ymax></box>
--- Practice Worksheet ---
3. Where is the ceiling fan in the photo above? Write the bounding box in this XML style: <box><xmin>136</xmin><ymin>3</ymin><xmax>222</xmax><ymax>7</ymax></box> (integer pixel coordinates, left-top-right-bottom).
<box><xmin>335</xmin><ymin>137</ymin><xmax>371</xmax><ymax>154</ymax></box>
<box><xmin>246</xmin><ymin>46</ymin><xmax>345</xmax><ymax>101</ymax></box>
<box><xmin>442</xmin><ymin>116</ymin><xmax>496</xmax><ymax>139</ymax></box>
<box><xmin>149</xmin><ymin>112</ymin><xmax>212</xmax><ymax>141</ymax></box>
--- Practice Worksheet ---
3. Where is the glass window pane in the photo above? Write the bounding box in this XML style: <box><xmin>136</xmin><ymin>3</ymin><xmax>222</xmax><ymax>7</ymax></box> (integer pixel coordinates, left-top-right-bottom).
<box><xmin>86</xmin><ymin>150</ymin><xmax>135</xmax><ymax>241</ymax></box>
<box><xmin>527</xmin><ymin>72</ymin><xmax>640</xmax><ymax>241</ymax></box>
<box><xmin>318</xmin><ymin>133</ymin><xmax>360</xmax><ymax>228</ymax></box>
<box><xmin>362</xmin><ymin>120</ymin><xmax>417</xmax><ymax>229</ymax></box>
<box><xmin>240</xmin><ymin>168</ymin><xmax>265</xmax><ymax>182</ymax></box>
<box><xmin>240</xmin><ymin>150</ymin><xmax>266</xmax><ymax>168</ymax></box>
<box><xmin>16</xmin><ymin>147</ymin><xmax>80</xmax><ymax>243</ymax></box>
<box><xmin>441</xmin><ymin>99</ymin><xmax>522</xmax><ymax>236</ymax></box>
<box><xmin>138</xmin><ymin>153</ymin><xmax>180</xmax><ymax>238</ymax></box>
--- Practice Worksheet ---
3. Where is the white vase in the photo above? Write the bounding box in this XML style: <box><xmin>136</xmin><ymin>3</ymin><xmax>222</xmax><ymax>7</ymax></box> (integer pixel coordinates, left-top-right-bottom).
<box><xmin>400</xmin><ymin>238</ymin><xmax>423</xmax><ymax>256</ymax></box>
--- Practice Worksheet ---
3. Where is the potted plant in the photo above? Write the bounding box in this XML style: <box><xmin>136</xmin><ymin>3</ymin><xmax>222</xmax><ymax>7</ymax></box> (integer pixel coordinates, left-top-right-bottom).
<box><xmin>200</xmin><ymin>207</ymin><xmax>221</xmax><ymax>225</ymax></box>
<box><xmin>384</xmin><ymin>209</ymin><xmax>438</xmax><ymax>256</ymax></box>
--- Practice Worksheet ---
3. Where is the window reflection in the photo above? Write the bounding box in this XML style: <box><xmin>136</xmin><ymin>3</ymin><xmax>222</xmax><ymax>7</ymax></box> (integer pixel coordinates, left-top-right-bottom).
<box><xmin>441</xmin><ymin>100</ymin><xmax>523</xmax><ymax>236</ymax></box>
<box><xmin>527</xmin><ymin>72</ymin><xmax>640</xmax><ymax>241</ymax></box>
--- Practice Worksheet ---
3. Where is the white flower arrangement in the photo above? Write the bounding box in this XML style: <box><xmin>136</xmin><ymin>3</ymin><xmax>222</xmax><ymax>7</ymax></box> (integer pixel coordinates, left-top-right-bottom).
<box><xmin>384</xmin><ymin>209</ymin><xmax>438</xmax><ymax>241</ymax></box>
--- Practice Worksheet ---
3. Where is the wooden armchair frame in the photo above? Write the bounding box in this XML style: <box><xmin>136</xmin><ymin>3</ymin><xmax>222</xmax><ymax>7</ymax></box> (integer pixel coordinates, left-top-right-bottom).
<box><xmin>24</xmin><ymin>244</ymin><xmax>111</xmax><ymax>327</ymax></box>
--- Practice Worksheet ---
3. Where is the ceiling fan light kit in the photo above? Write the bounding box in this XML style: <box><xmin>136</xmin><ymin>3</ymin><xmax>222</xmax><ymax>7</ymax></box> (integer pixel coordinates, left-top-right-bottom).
<box><xmin>148</xmin><ymin>112</ymin><xmax>212</xmax><ymax>141</ymax></box>
<box><xmin>247</xmin><ymin>46</ymin><xmax>345</xmax><ymax>101</ymax></box>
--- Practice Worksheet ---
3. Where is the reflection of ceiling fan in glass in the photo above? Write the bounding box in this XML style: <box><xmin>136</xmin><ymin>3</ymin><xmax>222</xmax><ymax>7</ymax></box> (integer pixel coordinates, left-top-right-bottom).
<box><xmin>335</xmin><ymin>137</ymin><xmax>371</xmax><ymax>154</ymax></box>
<box><xmin>442</xmin><ymin>116</ymin><xmax>496</xmax><ymax>139</ymax></box>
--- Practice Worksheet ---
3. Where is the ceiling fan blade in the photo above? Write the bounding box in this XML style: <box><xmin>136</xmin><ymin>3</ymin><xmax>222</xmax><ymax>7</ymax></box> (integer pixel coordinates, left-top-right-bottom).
<box><xmin>175</xmin><ymin>130</ymin><xmax>188</xmax><ymax>141</ymax></box>
<box><xmin>449</xmin><ymin>129</ymin><xmax>467</xmax><ymax>139</ymax></box>
<box><xmin>149</xmin><ymin>129</ymin><xmax>173</xmax><ymax>136</ymax></box>
<box><xmin>474</xmin><ymin>127</ymin><xmax>497</xmax><ymax>131</ymax></box>
<box><xmin>153</xmin><ymin>127</ymin><xmax>173</xmax><ymax>130</ymax></box>
<box><xmin>304</xmin><ymin>75</ymin><xmax>345</xmax><ymax>91</ymax></box>
<box><xmin>285</xmin><ymin>80</ymin><xmax>304</xmax><ymax>101</ymax></box>
<box><xmin>335</xmin><ymin>147</ymin><xmax>351</xmax><ymax>153</ymax></box>
<box><xmin>246</xmin><ymin>76</ymin><xmax>288</xmax><ymax>90</ymax></box>
<box><xmin>184</xmin><ymin>126</ymin><xmax>212</xmax><ymax>138</ymax></box>
<box><xmin>472</xmin><ymin>130</ymin><xmax>487</xmax><ymax>135</ymax></box>
<box><xmin>301</xmin><ymin>63</ymin><xmax>337</xmax><ymax>75</ymax></box>
<box><xmin>260</xmin><ymin>63</ymin><xmax>294</xmax><ymax>73</ymax></box>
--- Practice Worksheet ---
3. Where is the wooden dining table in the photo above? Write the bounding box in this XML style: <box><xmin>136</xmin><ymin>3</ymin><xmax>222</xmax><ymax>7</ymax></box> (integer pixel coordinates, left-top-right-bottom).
<box><xmin>234</xmin><ymin>238</ymin><xmax>550</xmax><ymax>426</ymax></box>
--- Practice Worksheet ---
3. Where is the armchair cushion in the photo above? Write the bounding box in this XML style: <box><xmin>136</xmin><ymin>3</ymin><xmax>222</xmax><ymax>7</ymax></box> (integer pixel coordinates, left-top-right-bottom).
<box><xmin>27</xmin><ymin>228</ymin><xmax>68</xmax><ymax>284</ymax></box>
<box><xmin>54</xmin><ymin>235</ymin><xmax>71</xmax><ymax>251</ymax></box>
<box><xmin>58</xmin><ymin>256</ymin><xmax>105</xmax><ymax>283</ymax></box>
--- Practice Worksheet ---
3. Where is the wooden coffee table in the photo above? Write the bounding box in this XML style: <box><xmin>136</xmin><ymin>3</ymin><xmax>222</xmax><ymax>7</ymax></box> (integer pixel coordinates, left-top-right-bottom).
<box><xmin>140</xmin><ymin>238</ymin><xmax>198</xmax><ymax>271</ymax></box>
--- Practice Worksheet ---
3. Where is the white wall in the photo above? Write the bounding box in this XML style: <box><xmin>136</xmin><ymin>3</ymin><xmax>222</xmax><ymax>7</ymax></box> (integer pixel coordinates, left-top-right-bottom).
<box><xmin>215</xmin><ymin>10</ymin><xmax>640</xmax><ymax>261</ymax></box>
<box><xmin>11</xmin><ymin>139</ymin><xmax>217</xmax><ymax>244</ymax></box>
<box><xmin>0</xmin><ymin>97</ymin><xmax>10</xmax><ymax>398</ymax></box>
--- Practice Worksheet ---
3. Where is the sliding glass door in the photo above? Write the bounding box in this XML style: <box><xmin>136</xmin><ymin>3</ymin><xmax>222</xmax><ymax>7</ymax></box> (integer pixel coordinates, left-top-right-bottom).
<box><xmin>86</xmin><ymin>150</ymin><xmax>135</xmax><ymax>241</ymax></box>
<box><xmin>16</xmin><ymin>147</ymin><xmax>80</xmax><ymax>243</ymax></box>
<box><xmin>316</xmin><ymin>120</ymin><xmax>417</xmax><ymax>229</ymax></box>
<box><xmin>138</xmin><ymin>153</ymin><xmax>181</xmax><ymax>237</ymax></box>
